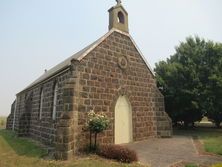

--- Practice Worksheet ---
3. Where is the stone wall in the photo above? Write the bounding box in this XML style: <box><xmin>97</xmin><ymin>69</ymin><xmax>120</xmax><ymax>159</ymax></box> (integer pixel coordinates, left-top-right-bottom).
<box><xmin>8</xmin><ymin>70</ymin><xmax>71</xmax><ymax>146</ymax></box>
<box><xmin>55</xmin><ymin>68</ymin><xmax>79</xmax><ymax>160</ymax></box>
<box><xmin>153</xmin><ymin>87</ymin><xmax>172</xmax><ymax>137</ymax></box>
<box><xmin>6</xmin><ymin>101</ymin><xmax>15</xmax><ymax>130</ymax></box>
<box><xmin>72</xmin><ymin>31</ymin><xmax>172</xmax><ymax>151</ymax></box>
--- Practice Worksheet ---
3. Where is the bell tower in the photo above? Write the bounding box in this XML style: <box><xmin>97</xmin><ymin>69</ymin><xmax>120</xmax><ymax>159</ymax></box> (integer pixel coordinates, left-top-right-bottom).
<box><xmin>108</xmin><ymin>0</ymin><xmax>129</xmax><ymax>33</ymax></box>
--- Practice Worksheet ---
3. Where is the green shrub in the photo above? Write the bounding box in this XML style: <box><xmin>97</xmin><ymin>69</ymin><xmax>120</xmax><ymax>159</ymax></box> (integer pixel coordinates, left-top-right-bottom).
<box><xmin>98</xmin><ymin>144</ymin><xmax>138</xmax><ymax>163</ymax></box>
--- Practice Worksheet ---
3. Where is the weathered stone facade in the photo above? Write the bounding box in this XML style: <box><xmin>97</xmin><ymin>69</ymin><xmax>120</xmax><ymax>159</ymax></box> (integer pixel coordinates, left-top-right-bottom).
<box><xmin>6</xmin><ymin>101</ymin><xmax>15</xmax><ymax>130</ymax></box>
<box><xmin>72</xmin><ymin>31</ymin><xmax>169</xmax><ymax>149</ymax></box>
<box><xmin>7</xmin><ymin>70</ymin><xmax>71</xmax><ymax>145</ymax></box>
<box><xmin>6</xmin><ymin>2</ymin><xmax>172</xmax><ymax>160</ymax></box>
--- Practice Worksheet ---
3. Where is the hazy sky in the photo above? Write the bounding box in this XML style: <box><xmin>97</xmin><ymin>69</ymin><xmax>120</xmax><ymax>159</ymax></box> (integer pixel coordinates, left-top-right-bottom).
<box><xmin>0</xmin><ymin>0</ymin><xmax>222</xmax><ymax>116</ymax></box>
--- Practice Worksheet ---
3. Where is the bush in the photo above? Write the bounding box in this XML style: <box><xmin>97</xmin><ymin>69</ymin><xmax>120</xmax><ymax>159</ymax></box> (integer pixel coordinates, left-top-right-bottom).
<box><xmin>98</xmin><ymin>144</ymin><xmax>138</xmax><ymax>163</ymax></box>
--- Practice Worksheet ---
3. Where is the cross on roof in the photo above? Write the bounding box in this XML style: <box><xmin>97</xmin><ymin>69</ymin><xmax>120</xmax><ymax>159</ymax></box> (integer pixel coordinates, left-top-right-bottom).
<box><xmin>116</xmin><ymin>0</ymin><xmax>121</xmax><ymax>5</ymax></box>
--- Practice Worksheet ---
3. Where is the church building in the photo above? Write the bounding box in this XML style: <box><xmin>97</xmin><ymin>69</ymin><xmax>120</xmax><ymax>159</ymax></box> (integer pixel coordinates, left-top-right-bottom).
<box><xmin>6</xmin><ymin>1</ymin><xmax>172</xmax><ymax>160</ymax></box>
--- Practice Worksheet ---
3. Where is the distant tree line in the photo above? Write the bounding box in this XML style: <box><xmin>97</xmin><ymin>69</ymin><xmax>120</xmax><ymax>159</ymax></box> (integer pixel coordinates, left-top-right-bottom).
<box><xmin>0</xmin><ymin>117</ymin><xmax>6</xmax><ymax>129</ymax></box>
<box><xmin>155</xmin><ymin>36</ymin><xmax>222</xmax><ymax>128</ymax></box>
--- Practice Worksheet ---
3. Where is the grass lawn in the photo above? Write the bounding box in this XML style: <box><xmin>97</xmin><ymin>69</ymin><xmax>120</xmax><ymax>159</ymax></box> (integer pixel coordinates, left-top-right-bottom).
<box><xmin>185</xmin><ymin>163</ymin><xmax>222</xmax><ymax>167</ymax></box>
<box><xmin>211</xmin><ymin>164</ymin><xmax>222</xmax><ymax>167</ymax></box>
<box><xmin>185</xmin><ymin>164</ymin><xmax>198</xmax><ymax>167</ymax></box>
<box><xmin>174</xmin><ymin>127</ymin><xmax>222</xmax><ymax>155</ymax></box>
<box><xmin>0</xmin><ymin>130</ymin><xmax>147</xmax><ymax>167</ymax></box>
<box><xmin>0</xmin><ymin>116</ymin><xmax>6</xmax><ymax>129</ymax></box>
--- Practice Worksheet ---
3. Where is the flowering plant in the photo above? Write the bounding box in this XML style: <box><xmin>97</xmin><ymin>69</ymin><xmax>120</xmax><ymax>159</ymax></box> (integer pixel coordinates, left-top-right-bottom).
<box><xmin>87</xmin><ymin>110</ymin><xmax>109</xmax><ymax>133</ymax></box>
<box><xmin>86</xmin><ymin>110</ymin><xmax>109</xmax><ymax>151</ymax></box>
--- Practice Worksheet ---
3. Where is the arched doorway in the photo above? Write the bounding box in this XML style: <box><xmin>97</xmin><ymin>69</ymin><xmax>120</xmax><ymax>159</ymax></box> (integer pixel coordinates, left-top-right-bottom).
<box><xmin>115</xmin><ymin>95</ymin><xmax>133</xmax><ymax>144</ymax></box>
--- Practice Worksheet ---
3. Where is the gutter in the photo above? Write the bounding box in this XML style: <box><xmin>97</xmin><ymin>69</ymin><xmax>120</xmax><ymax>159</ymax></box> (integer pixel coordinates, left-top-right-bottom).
<box><xmin>17</xmin><ymin>66</ymin><xmax>70</xmax><ymax>95</ymax></box>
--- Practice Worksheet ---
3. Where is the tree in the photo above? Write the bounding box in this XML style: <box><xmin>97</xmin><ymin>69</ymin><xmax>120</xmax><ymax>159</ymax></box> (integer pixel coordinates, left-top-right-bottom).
<box><xmin>203</xmin><ymin>42</ymin><xmax>222</xmax><ymax>127</ymax></box>
<box><xmin>155</xmin><ymin>36</ymin><xmax>222</xmax><ymax>127</ymax></box>
<box><xmin>86</xmin><ymin>110</ymin><xmax>109</xmax><ymax>151</ymax></box>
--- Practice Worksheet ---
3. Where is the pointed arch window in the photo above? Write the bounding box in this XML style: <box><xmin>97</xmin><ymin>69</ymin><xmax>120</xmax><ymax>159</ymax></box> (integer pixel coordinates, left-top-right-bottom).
<box><xmin>39</xmin><ymin>89</ymin><xmax>44</xmax><ymax>120</ymax></box>
<box><xmin>52</xmin><ymin>83</ymin><xmax>58</xmax><ymax>120</ymax></box>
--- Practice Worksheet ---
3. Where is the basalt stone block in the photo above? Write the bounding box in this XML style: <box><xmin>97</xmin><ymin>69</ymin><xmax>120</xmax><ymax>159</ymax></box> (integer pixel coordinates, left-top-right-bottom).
<box><xmin>60</xmin><ymin>112</ymin><xmax>74</xmax><ymax>119</ymax></box>
<box><xmin>57</xmin><ymin>127</ymin><xmax>73</xmax><ymax>136</ymax></box>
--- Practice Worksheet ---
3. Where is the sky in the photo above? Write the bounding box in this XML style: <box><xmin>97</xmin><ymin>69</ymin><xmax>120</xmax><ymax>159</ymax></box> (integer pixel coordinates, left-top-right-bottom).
<box><xmin>0</xmin><ymin>0</ymin><xmax>222</xmax><ymax>116</ymax></box>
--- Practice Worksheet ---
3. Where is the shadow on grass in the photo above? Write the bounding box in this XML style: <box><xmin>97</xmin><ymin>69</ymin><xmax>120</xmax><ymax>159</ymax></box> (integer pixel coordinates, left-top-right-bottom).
<box><xmin>0</xmin><ymin>129</ymin><xmax>47</xmax><ymax>158</ymax></box>
<box><xmin>173</xmin><ymin>126</ymin><xmax>222</xmax><ymax>137</ymax></box>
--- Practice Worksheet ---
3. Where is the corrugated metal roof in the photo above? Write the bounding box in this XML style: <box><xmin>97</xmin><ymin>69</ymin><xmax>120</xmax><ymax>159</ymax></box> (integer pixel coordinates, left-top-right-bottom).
<box><xmin>18</xmin><ymin>29</ymin><xmax>154</xmax><ymax>94</ymax></box>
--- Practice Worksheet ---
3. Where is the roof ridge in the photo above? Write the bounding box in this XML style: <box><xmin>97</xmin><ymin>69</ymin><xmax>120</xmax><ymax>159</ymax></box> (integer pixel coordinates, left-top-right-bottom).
<box><xmin>18</xmin><ymin>28</ymin><xmax>154</xmax><ymax>94</ymax></box>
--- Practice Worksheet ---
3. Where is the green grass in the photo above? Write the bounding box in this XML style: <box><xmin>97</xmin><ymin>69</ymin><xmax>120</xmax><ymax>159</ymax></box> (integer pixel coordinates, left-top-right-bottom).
<box><xmin>0</xmin><ymin>130</ymin><xmax>47</xmax><ymax>157</ymax></box>
<box><xmin>212</xmin><ymin>164</ymin><xmax>222</xmax><ymax>167</ymax></box>
<box><xmin>185</xmin><ymin>163</ymin><xmax>222</xmax><ymax>167</ymax></box>
<box><xmin>185</xmin><ymin>164</ymin><xmax>198</xmax><ymax>167</ymax></box>
<box><xmin>174</xmin><ymin>127</ymin><xmax>222</xmax><ymax>155</ymax></box>
<box><xmin>0</xmin><ymin>116</ymin><xmax>6</xmax><ymax>129</ymax></box>
<box><xmin>204</xmin><ymin>137</ymin><xmax>222</xmax><ymax>155</ymax></box>
<box><xmin>0</xmin><ymin>129</ymin><xmax>146</xmax><ymax>167</ymax></box>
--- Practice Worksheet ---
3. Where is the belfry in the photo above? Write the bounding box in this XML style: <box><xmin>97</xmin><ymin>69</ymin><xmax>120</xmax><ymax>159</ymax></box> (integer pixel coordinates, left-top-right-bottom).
<box><xmin>109</xmin><ymin>0</ymin><xmax>129</xmax><ymax>33</ymax></box>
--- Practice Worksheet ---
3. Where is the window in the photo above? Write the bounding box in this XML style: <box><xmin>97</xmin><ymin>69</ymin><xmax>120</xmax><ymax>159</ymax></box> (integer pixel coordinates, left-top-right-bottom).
<box><xmin>117</xmin><ymin>11</ymin><xmax>124</xmax><ymax>24</ymax></box>
<box><xmin>52</xmin><ymin>83</ymin><xmax>58</xmax><ymax>120</ymax></box>
<box><xmin>39</xmin><ymin>89</ymin><xmax>44</xmax><ymax>120</ymax></box>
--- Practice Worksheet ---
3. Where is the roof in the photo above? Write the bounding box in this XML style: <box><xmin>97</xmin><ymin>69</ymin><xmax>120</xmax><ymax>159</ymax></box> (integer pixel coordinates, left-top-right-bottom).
<box><xmin>18</xmin><ymin>28</ymin><xmax>154</xmax><ymax>94</ymax></box>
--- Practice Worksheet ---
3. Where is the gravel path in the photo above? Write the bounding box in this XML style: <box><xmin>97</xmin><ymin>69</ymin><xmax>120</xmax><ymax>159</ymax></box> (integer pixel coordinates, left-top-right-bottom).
<box><xmin>126</xmin><ymin>136</ymin><xmax>222</xmax><ymax>167</ymax></box>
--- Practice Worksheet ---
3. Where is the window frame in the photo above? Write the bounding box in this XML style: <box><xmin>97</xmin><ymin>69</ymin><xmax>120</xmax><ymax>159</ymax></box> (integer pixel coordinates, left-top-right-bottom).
<box><xmin>39</xmin><ymin>88</ymin><xmax>44</xmax><ymax>120</ymax></box>
<box><xmin>52</xmin><ymin>82</ymin><xmax>58</xmax><ymax>120</ymax></box>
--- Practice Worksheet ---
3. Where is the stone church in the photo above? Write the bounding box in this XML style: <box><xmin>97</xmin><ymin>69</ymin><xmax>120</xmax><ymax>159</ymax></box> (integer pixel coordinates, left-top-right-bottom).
<box><xmin>6</xmin><ymin>1</ymin><xmax>172</xmax><ymax>160</ymax></box>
